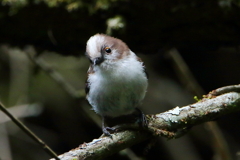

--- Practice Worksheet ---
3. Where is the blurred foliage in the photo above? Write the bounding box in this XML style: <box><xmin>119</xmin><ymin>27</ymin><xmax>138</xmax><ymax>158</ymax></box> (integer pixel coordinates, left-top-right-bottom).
<box><xmin>0</xmin><ymin>0</ymin><xmax>240</xmax><ymax>160</ymax></box>
<box><xmin>1</xmin><ymin>0</ymin><xmax>28</xmax><ymax>15</ymax></box>
<box><xmin>2</xmin><ymin>0</ymin><xmax>240</xmax><ymax>13</ymax></box>
<box><xmin>1</xmin><ymin>0</ymin><xmax>240</xmax><ymax>55</ymax></box>
<box><xmin>1</xmin><ymin>0</ymin><xmax>127</xmax><ymax>14</ymax></box>
<box><xmin>106</xmin><ymin>15</ymin><xmax>125</xmax><ymax>35</ymax></box>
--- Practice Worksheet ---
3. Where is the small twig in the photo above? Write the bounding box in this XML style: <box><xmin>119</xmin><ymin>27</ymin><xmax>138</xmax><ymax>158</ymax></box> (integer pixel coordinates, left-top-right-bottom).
<box><xmin>0</xmin><ymin>103</ymin><xmax>42</xmax><ymax>124</ymax></box>
<box><xmin>207</xmin><ymin>84</ymin><xmax>240</xmax><ymax>97</ymax></box>
<box><xmin>0</xmin><ymin>102</ymin><xmax>60</xmax><ymax>160</ymax></box>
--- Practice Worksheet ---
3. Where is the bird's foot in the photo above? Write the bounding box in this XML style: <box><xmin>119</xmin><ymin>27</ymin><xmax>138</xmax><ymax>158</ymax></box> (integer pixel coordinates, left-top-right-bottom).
<box><xmin>135</xmin><ymin>108</ymin><xmax>148</xmax><ymax>128</ymax></box>
<box><xmin>102</xmin><ymin>126</ymin><xmax>116</xmax><ymax>137</ymax></box>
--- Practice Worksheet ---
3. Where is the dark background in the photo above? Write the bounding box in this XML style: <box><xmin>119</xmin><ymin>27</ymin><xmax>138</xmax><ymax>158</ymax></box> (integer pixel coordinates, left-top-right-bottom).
<box><xmin>0</xmin><ymin>0</ymin><xmax>240</xmax><ymax>160</ymax></box>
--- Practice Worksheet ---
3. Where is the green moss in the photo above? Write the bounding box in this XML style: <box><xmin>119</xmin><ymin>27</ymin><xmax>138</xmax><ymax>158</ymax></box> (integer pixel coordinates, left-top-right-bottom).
<box><xmin>231</xmin><ymin>104</ymin><xmax>239</xmax><ymax>108</ymax></box>
<box><xmin>193</xmin><ymin>96</ymin><xmax>201</xmax><ymax>102</ymax></box>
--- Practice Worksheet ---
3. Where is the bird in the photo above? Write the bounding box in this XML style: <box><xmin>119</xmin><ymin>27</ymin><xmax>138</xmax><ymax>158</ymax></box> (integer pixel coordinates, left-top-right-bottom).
<box><xmin>85</xmin><ymin>33</ymin><xmax>148</xmax><ymax>136</ymax></box>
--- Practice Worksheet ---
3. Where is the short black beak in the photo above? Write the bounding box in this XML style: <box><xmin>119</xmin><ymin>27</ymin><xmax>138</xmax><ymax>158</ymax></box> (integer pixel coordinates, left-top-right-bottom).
<box><xmin>93</xmin><ymin>56</ymin><xmax>104</xmax><ymax>65</ymax></box>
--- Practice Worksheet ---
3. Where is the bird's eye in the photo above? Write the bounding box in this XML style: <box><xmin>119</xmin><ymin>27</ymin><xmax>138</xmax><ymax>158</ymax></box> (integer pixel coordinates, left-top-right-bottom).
<box><xmin>104</xmin><ymin>47</ymin><xmax>111</xmax><ymax>54</ymax></box>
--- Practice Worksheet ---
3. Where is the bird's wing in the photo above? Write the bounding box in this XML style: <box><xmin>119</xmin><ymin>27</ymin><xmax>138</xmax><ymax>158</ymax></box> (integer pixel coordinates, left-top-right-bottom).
<box><xmin>85</xmin><ymin>65</ymin><xmax>94</xmax><ymax>95</ymax></box>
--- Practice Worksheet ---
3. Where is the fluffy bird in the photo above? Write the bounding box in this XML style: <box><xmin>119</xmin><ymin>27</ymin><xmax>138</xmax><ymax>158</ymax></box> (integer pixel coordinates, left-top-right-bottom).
<box><xmin>85</xmin><ymin>34</ymin><xmax>148</xmax><ymax>136</ymax></box>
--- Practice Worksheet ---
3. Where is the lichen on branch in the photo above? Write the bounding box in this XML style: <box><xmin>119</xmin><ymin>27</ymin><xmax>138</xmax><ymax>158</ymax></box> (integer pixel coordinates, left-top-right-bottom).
<box><xmin>50</xmin><ymin>86</ymin><xmax>240</xmax><ymax>160</ymax></box>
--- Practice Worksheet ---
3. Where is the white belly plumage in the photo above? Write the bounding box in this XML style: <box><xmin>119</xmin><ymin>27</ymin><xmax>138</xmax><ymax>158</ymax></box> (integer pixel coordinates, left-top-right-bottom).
<box><xmin>87</xmin><ymin>67</ymin><xmax>147</xmax><ymax>117</ymax></box>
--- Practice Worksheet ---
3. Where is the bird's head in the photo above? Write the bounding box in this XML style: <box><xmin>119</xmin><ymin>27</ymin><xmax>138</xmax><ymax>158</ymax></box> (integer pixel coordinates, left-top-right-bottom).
<box><xmin>86</xmin><ymin>34</ymin><xmax>130</xmax><ymax>66</ymax></box>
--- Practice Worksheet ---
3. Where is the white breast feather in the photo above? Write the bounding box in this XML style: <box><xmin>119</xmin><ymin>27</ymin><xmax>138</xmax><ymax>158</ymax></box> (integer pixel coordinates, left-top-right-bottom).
<box><xmin>87</xmin><ymin>51</ymin><xmax>148</xmax><ymax>117</ymax></box>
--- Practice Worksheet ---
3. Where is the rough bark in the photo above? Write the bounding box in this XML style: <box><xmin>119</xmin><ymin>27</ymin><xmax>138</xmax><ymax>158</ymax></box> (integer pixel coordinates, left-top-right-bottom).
<box><xmin>50</xmin><ymin>85</ymin><xmax>240</xmax><ymax>160</ymax></box>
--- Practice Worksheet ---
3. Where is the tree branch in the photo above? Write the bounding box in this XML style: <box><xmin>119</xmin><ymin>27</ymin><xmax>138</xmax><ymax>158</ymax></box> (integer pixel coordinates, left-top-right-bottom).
<box><xmin>148</xmin><ymin>92</ymin><xmax>240</xmax><ymax>132</ymax></box>
<box><xmin>165</xmin><ymin>48</ymin><xmax>233</xmax><ymax>160</ymax></box>
<box><xmin>50</xmin><ymin>86</ymin><xmax>240</xmax><ymax>160</ymax></box>
<box><xmin>0</xmin><ymin>102</ymin><xmax>60</xmax><ymax>160</ymax></box>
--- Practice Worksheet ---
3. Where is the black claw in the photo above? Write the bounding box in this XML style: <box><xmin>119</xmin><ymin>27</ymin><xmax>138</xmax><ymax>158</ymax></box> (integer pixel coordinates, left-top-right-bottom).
<box><xmin>105</xmin><ymin>126</ymin><xmax>116</xmax><ymax>131</ymax></box>
<box><xmin>101</xmin><ymin>109</ymin><xmax>147</xmax><ymax>137</ymax></box>
<box><xmin>102</xmin><ymin>116</ymin><xmax>116</xmax><ymax>137</ymax></box>
<box><xmin>102</xmin><ymin>127</ymin><xmax>112</xmax><ymax>137</ymax></box>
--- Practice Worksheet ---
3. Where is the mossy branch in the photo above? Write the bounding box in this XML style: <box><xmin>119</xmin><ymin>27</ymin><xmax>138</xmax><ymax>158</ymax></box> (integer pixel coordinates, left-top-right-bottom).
<box><xmin>50</xmin><ymin>85</ymin><xmax>240</xmax><ymax>160</ymax></box>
